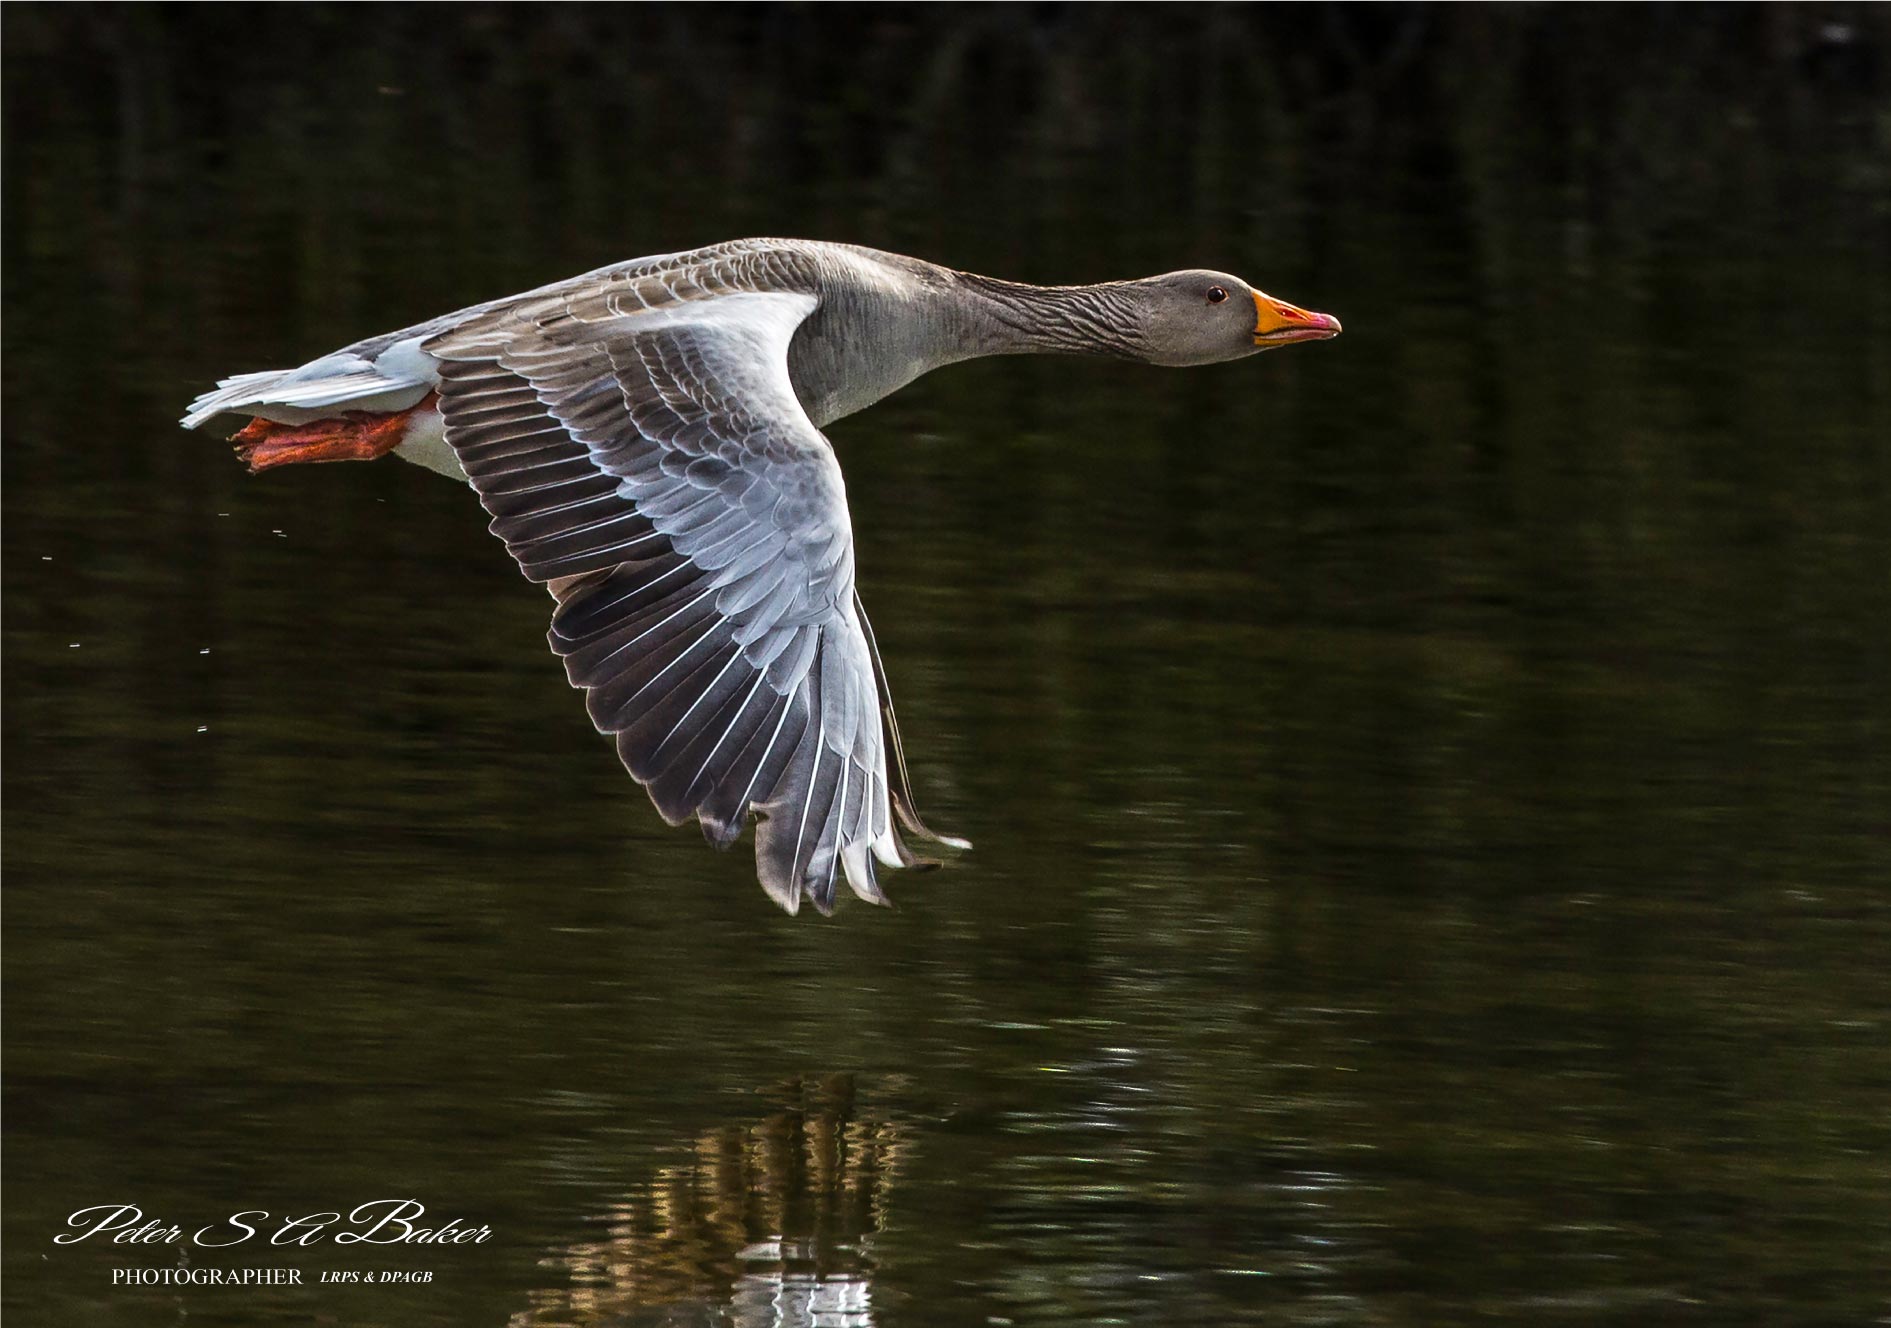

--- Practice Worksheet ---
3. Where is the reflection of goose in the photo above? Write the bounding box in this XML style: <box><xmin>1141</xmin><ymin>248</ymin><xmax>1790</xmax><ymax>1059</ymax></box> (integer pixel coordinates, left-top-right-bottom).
<box><xmin>510</xmin><ymin>1074</ymin><xmax>905</xmax><ymax>1328</ymax></box>
<box><xmin>183</xmin><ymin>239</ymin><xmax>1339</xmax><ymax>913</ymax></box>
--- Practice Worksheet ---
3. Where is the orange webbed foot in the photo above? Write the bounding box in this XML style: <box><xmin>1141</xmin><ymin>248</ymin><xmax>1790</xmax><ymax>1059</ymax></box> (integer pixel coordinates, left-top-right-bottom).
<box><xmin>231</xmin><ymin>394</ymin><xmax>435</xmax><ymax>473</ymax></box>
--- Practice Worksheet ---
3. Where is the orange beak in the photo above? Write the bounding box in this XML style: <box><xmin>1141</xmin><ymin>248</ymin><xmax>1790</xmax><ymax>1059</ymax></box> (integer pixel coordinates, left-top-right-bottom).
<box><xmin>1253</xmin><ymin>290</ymin><xmax>1342</xmax><ymax>347</ymax></box>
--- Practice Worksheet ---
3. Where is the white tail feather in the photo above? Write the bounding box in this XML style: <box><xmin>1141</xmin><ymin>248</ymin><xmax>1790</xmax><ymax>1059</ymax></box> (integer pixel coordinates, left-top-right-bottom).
<box><xmin>181</xmin><ymin>339</ymin><xmax>438</xmax><ymax>429</ymax></box>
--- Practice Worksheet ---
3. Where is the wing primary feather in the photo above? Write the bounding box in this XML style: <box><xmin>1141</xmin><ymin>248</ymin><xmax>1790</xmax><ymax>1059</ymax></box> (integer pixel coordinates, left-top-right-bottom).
<box><xmin>686</xmin><ymin>669</ymin><xmax>772</xmax><ymax>803</ymax></box>
<box><xmin>790</xmin><ymin>692</ymin><xmax>829</xmax><ymax>894</ymax></box>
<box><xmin>650</xmin><ymin>646</ymin><xmax>749</xmax><ymax>765</ymax></box>
<box><xmin>564</xmin><ymin>583</ymin><xmax>717</xmax><ymax>676</ymax></box>
<box><xmin>735</xmin><ymin>679</ymin><xmax>804</xmax><ymax>820</ymax></box>
<box><xmin>853</xmin><ymin>593</ymin><xmax>969</xmax><ymax>851</ymax></box>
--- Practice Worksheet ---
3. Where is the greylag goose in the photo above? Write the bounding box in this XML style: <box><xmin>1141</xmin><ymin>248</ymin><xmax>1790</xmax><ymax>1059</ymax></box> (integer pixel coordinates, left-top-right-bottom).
<box><xmin>182</xmin><ymin>239</ymin><xmax>1340</xmax><ymax>914</ymax></box>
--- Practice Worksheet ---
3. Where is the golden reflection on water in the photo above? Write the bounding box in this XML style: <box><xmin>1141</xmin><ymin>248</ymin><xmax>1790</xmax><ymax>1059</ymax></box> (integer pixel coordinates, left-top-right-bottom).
<box><xmin>514</xmin><ymin>1076</ymin><xmax>907</xmax><ymax>1328</ymax></box>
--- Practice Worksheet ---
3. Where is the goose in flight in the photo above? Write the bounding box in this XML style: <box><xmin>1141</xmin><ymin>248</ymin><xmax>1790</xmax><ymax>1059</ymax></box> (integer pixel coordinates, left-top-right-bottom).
<box><xmin>182</xmin><ymin>239</ymin><xmax>1340</xmax><ymax>915</ymax></box>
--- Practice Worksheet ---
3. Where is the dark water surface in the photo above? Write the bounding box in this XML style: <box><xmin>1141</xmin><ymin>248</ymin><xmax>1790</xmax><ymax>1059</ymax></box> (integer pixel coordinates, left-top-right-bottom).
<box><xmin>5</xmin><ymin>9</ymin><xmax>1890</xmax><ymax>1326</ymax></box>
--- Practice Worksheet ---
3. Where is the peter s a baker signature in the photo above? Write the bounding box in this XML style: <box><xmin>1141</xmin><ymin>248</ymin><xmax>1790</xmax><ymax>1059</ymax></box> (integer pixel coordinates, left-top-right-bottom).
<box><xmin>57</xmin><ymin>1200</ymin><xmax>492</xmax><ymax>1248</ymax></box>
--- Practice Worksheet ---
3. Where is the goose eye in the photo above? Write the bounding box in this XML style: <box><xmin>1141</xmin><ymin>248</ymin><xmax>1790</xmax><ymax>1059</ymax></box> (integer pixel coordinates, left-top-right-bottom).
<box><xmin>1206</xmin><ymin>286</ymin><xmax>1229</xmax><ymax>304</ymax></box>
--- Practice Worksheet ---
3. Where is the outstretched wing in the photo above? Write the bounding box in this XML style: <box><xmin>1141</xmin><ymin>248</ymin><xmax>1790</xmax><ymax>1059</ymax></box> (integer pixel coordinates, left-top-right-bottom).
<box><xmin>424</xmin><ymin>256</ymin><xmax>957</xmax><ymax>913</ymax></box>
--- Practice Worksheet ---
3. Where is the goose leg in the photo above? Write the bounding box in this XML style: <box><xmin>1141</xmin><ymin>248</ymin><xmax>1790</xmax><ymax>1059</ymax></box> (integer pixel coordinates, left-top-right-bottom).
<box><xmin>232</xmin><ymin>393</ymin><xmax>438</xmax><ymax>473</ymax></box>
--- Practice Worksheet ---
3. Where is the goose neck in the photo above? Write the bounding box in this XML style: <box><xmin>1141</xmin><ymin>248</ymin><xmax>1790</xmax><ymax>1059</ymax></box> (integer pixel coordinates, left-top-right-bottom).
<box><xmin>948</xmin><ymin>272</ymin><xmax>1148</xmax><ymax>362</ymax></box>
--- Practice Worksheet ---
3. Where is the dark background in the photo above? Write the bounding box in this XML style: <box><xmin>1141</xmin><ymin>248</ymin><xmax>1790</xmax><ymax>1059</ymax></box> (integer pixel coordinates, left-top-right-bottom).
<box><xmin>5</xmin><ymin>5</ymin><xmax>1889</xmax><ymax>1326</ymax></box>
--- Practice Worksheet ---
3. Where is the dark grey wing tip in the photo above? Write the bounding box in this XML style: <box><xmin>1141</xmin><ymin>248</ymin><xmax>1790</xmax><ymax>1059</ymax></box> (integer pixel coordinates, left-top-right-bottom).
<box><xmin>853</xmin><ymin>592</ymin><xmax>972</xmax><ymax>852</ymax></box>
<box><xmin>701</xmin><ymin>816</ymin><xmax>743</xmax><ymax>851</ymax></box>
<box><xmin>896</xmin><ymin>811</ymin><xmax>972</xmax><ymax>852</ymax></box>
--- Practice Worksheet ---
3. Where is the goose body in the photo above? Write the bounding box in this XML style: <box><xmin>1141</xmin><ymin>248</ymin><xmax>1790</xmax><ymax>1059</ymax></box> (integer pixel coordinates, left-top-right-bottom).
<box><xmin>183</xmin><ymin>239</ymin><xmax>1339</xmax><ymax>914</ymax></box>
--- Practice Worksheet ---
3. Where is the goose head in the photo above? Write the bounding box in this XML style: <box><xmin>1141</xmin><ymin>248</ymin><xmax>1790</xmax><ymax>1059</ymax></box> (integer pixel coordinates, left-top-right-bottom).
<box><xmin>1134</xmin><ymin>270</ymin><xmax>1341</xmax><ymax>366</ymax></box>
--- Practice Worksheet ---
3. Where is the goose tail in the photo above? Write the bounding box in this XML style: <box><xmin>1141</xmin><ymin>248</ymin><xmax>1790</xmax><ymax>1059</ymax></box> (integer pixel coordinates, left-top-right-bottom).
<box><xmin>181</xmin><ymin>339</ymin><xmax>439</xmax><ymax>430</ymax></box>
